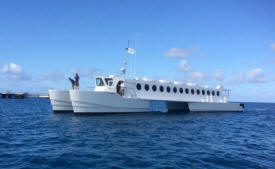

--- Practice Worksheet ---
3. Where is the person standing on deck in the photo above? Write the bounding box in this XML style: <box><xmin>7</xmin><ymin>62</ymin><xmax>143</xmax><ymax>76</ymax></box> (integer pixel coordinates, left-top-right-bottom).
<box><xmin>75</xmin><ymin>73</ymin><xmax>80</xmax><ymax>90</ymax></box>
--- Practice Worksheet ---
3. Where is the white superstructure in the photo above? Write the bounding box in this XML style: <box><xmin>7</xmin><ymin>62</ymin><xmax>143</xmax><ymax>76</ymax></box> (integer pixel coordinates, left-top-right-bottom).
<box><xmin>68</xmin><ymin>75</ymin><xmax>244</xmax><ymax>113</ymax></box>
<box><xmin>127</xmin><ymin>78</ymin><xmax>228</xmax><ymax>103</ymax></box>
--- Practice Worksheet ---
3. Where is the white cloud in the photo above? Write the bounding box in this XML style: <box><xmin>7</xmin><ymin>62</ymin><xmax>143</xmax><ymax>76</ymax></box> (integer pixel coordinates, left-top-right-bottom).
<box><xmin>246</xmin><ymin>68</ymin><xmax>267</xmax><ymax>83</ymax></box>
<box><xmin>36</xmin><ymin>67</ymin><xmax>100</xmax><ymax>83</ymax></box>
<box><xmin>164</xmin><ymin>47</ymin><xmax>189</xmax><ymax>58</ymax></box>
<box><xmin>188</xmin><ymin>70</ymin><xmax>207</xmax><ymax>81</ymax></box>
<box><xmin>164</xmin><ymin>45</ymin><xmax>200</xmax><ymax>58</ymax></box>
<box><xmin>37</xmin><ymin>70</ymin><xmax>64</xmax><ymax>82</ymax></box>
<box><xmin>70</xmin><ymin>67</ymin><xmax>100</xmax><ymax>77</ymax></box>
<box><xmin>197</xmin><ymin>53</ymin><xmax>208</xmax><ymax>58</ymax></box>
<box><xmin>230</xmin><ymin>68</ymin><xmax>267</xmax><ymax>84</ymax></box>
<box><xmin>52</xmin><ymin>70</ymin><xmax>64</xmax><ymax>81</ymax></box>
<box><xmin>180</xmin><ymin>69</ymin><xmax>225</xmax><ymax>83</ymax></box>
<box><xmin>270</xmin><ymin>43</ymin><xmax>275</xmax><ymax>51</ymax></box>
<box><xmin>177</xmin><ymin>60</ymin><xmax>224</xmax><ymax>83</ymax></box>
<box><xmin>1</xmin><ymin>62</ymin><xmax>22</xmax><ymax>74</ymax></box>
<box><xmin>230</xmin><ymin>73</ymin><xmax>245</xmax><ymax>84</ymax></box>
<box><xmin>0</xmin><ymin>62</ymin><xmax>31</xmax><ymax>81</ymax></box>
<box><xmin>213</xmin><ymin>69</ymin><xmax>224</xmax><ymax>81</ymax></box>
<box><xmin>189</xmin><ymin>44</ymin><xmax>200</xmax><ymax>51</ymax></box>
<box><xmin>165</xmin><ymin>44</ymin><xmax>224</xmax><ymax>83</ymax></box>
<box><xmin>178</xmin><ymin>59</ymin><xmax>190</xmax><ymax>72</ymax></box>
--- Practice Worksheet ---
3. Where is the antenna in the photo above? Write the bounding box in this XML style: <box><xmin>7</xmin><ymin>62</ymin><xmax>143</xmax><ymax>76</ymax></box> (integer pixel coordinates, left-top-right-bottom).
<box><xmin>121</xmin><ymin>40</ymin><xmax>130</xmax><ymax>77</ymax></box>
<box><xmin>129</xmin><ymin>40</ymin><xmax>132</xmax><ymax>78</ymax></box>
<box><xmin>134</xmin><ymin>37</ymin><xmax>137</xmax><ymax>78</ymax></box>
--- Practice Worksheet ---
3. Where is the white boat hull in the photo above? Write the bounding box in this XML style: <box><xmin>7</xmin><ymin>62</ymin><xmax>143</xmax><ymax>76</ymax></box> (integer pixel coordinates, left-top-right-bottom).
<box><xmin>166</xmin><ymin>101</ymin><xmax>244</xmax><ymax>112</ymax></box>
<box><xmin>69</xmin><ymin>90</ymin><xmax>151</xmax><ymax>114</ymax></box>
<box><xmin>49</xmin><ymin>90</ymin><xmax>73</xmax><ymax>112</ymax></box>
<box><xmin>188</xmin><ymin>102</ymin><xmax>244</xmax><ymax>112</ymax></box>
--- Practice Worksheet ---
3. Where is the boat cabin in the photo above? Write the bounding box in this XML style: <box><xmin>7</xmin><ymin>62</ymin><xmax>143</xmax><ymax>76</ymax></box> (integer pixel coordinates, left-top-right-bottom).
<box><xmin>94</xmin><ymin>75</ymin><xmax>229</xmax><ymax>103</ymax></box>
<box><xmin>94</xmin><ymin>75</ymin><xmax>125</xmax><ymax>95</ymax></box>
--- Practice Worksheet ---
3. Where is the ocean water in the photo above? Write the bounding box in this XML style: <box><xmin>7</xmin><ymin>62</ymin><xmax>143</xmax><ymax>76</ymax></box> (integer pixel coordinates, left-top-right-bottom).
<box><xmin>0</xmin><ymin>99</ymin><xmax>275</xmax><ymax>169</ymax></box>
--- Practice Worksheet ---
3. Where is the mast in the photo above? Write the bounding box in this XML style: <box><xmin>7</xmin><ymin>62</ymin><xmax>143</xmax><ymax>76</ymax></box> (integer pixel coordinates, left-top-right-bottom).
<box><xmin>120</xmin><ymin>40</ymin><xmax>129</xmax><ymax>77</ymax></box>
<box><xmin>121</xmin><ymin>40</ymin><xmax>136</xmax><ymax>78</ymax></box>
<box><xmin>134</xmin><ymin>37</ymin><xmax>137</xmax><ymax>78</ymax></box>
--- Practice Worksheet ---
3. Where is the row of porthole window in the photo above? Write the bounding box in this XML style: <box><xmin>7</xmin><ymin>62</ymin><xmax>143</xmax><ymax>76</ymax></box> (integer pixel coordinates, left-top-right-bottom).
<box><xmin>136</xmin><ymin>83</ymin><xmax>220</xmax><ymax>96</ymax></box>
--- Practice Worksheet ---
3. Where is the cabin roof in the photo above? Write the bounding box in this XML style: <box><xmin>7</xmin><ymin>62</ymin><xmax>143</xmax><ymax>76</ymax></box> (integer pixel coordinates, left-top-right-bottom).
<box><xmin>94</xmin><ymin>75</ymin><xmax>225</xmax><ymax>90</ymax></box>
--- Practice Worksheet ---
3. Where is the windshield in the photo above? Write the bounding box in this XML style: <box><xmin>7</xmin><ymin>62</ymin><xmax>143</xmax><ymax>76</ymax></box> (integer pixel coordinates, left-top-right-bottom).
<box><xmin>105</xmin><ymin>78</ymin><xmax>113</xmax><ymax>86</ymax></box>
<box><xmin>96</xmin><ymin>78</ymin><xmax>105</xmax><ymax>86</ymax></box>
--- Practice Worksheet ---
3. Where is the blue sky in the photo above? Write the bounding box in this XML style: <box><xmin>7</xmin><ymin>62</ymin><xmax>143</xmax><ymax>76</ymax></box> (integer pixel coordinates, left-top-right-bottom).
<box><xmin>0</xmin><ymin>0</ymin><xmax>275</xmax><ymax>102</ymax></box>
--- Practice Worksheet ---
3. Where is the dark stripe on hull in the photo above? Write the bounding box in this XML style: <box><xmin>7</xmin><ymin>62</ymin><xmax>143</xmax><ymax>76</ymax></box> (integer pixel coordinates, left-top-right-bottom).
<box><xmin>53</xmin><ymin>110</ymin><xmax>73</xmax><ymax>113</ymax></box>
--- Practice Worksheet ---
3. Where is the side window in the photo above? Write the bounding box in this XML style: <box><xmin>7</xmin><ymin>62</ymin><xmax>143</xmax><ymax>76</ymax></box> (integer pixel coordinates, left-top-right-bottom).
<box><xmin>173</xmin><ymin>87</ymin><xmax>177</xmax><ymax>93</ymax></box>
<box><xmin>202</xmin><ymin>90</ymin><xmax>205</xmax><ymax>95</ymax></box>
<box><xmin>145</xmin><ymin>84</ymin><xmax>149</xmax><ymax>91</ymax></box>
<box><xmin>152</xmin><ymin>85</ymin><xmax>157</xmax><ymax>92</ymax></box>
<box><xmin>179</xmin><ymin>88</ymin><xmax>183</xmax><ymax>94</ymax></box>
<box><xmin>166</xmin><ymin>86</ymin><xmax>171</xmax><ymax>93</ymax></box>
<box><xmin>136</xmin><ymin>83</ymin><xmax>141</xmax><ymax>90</ymax></box>
<box><xmin>185</xmin><ymin>88</ymin><xmax>189</xmax><ymax>94</ymax></box>
<box><xmin>217</xmin><ymin>91</ymin><xmax>220</xmax><ymax>96</ymax></box>
<box><xmin>160</xmin><ymin>86</ymin><xmax>164</xmax><ymax>92</ymax></box>
<box><xmin>105</xmin><ymin>78</ymin><xmax>113</xmax><ymax>86</ymax></box>
<box><xmin>96</xmin><ymin>78</ymin><xmax>104</xmax><ymax>86</ymax></box>
<box><xmin>191</xmin><ymin>89</ymin><xmax>195</xmax><ymax>95</ymax></box>
<box><xmin>212</xmin><ymin>91</ymin><xmax>215</xmax><ymax>96</ymax></box>
<box><xmin>207</xmin><ymin>90</ymin><xmax>210</xmax><ymax>96</ymax></box>
<box><xmin>196</xmin><ymin>89</ymin><xmax>200</xmax><ymax>95</ymax></box>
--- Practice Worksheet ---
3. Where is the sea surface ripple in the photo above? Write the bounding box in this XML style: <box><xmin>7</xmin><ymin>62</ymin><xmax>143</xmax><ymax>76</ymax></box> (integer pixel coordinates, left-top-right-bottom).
<box><xmin>0</xmin><ymin>99</ymin><xmax>275</xmax><ymax>169</ymax></box>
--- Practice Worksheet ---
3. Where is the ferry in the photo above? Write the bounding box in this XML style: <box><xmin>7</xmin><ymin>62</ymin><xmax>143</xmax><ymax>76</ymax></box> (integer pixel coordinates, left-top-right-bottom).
<box><xmin>69</xmin><ymin>75</ymin><xmax>244</xmax><ymax>113</ymax></box>
<box><xmin>49</xmin><ymin>44</ymin><xmax>244</xmax><ymax>113</ymax></box>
